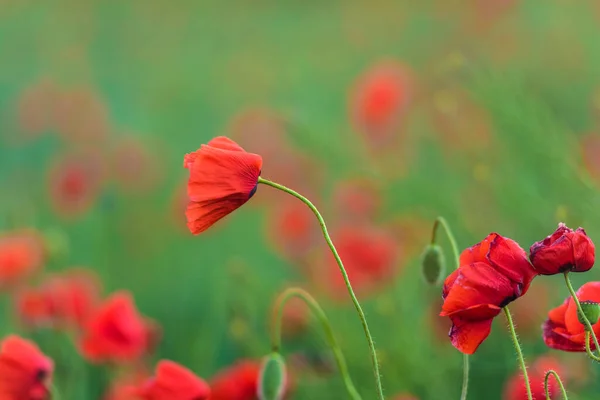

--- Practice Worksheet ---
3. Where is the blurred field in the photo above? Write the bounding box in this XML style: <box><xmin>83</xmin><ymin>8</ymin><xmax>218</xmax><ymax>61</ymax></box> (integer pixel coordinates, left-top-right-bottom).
<box><xmin>2</xmin><ymin>1</ymin><xmax>600</xmax><ymax>399</ymax></box>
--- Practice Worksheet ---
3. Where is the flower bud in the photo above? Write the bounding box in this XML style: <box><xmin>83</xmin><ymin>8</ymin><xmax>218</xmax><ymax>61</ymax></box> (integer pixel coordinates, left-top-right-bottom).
<box><xmin>421</xmin><ymin>244</ymin><xmax>446</xmax><ymax>286</ymax></box>
<box><xmin>577</xmin><ymin>301</ymin><xmax>600</xmax><ymax>329</ymax></box>
<box><xmin>258</xmin><ymin>352</ymin><xmax>287</xmax><ymax>400</ymax></box>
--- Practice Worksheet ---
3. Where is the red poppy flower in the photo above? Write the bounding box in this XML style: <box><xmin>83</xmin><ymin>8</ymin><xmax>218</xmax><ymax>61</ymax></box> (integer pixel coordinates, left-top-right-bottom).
<box><xmin>349</xmin><ymin>61</ymin><xmax>413</xmax><ymax>146</ymax></box>
<box><xmin>0</xmin><ymin>335</ymin><xmax>53</xmax><ymax>400</ymax></box>
<box><xmin>542</xmin><ymin>281</ymin><xmax>600</xmax><ymax>352</ymax></box>
<box><xmin>502</xmin><ymin>355</ymin><xmax>563</xmax><ymax>400</ymax></box>
<box><xmin>15</xmin><ymin>269</ymin><xmax>101</xmax><ymax>329</ymax></box>
<box><xmin>530</xmin><ymin>223</ymin><xmax>595</xmax><ymax>275</ymax></box>
<box><xmin>184</xmin><ymin>136</ymin><xmax>262</xmax><ymax>235</ymax></box>
<box><xmin>137</xmin><ymin>360</ymin><xmax>210</xmax><ymax>400</ymax></box>
<box><xmin>0</xmin><ymin>230</ymin><xmax>45</xmax><ymax>288</ymax></box>
<box><xmin>440</xmin><ymin>233</ymin><xmax>537</xmax><ymax>354</ymax></box>
<box><xmin>79</xmin><ymin>291</ymin><xmax>156</xmax><ymax>363</ymax></box>
<box><xmin>210</xmin><ymin>360</ymin><xmax>262</xmax><ymax>400</ymax></box>
<box><xmin>48</xmin><ymin>150</ymin><xmax>105</xmax><ymax>218</ymax></box>
<box><xmin>322</xmin><ymin>224</ymin><xmax>398</xmax><ymax>299</ymax></box>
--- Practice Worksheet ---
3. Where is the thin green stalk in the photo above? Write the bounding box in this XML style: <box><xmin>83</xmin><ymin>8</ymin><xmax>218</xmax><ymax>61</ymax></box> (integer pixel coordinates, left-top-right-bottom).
<box><xmin>259</xmin><ymin>177</ymin><xmax>384</xmax><ymax>400</ymax></box>
<box><xmin>432</xmin><ymin>217</ymin><xmax>468</xmax><ymax>400</ymax></box>
<box><xmin>271</xmin><ymin>288</ymin><xmax>362</xmax><ymax>400</ymax></box>
<box><xmin>504</xmin><ymin>307</ymin><xmax>532</xmax><ymax>400</ymax></box>
<box><xmin>584</xmin><ymin>332</ymin><xmax>600</xmax><ymax>362</ymax></box>
<box><xmin>563</xmin><ymin>272</ymin><xmax>600</xmax><ymax>356</ymax></box>
<box><xmin>544</xmin><ymin>370</ymin><xmax>568</xmax><ymax>400</ymax></box>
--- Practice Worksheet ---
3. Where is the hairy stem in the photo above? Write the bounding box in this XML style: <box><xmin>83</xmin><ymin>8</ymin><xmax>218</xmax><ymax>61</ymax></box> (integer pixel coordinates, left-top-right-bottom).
<box><xmin>504</xmin><ymin>307</ymin><xmax>532</xmax><ymax>400</ymax></box>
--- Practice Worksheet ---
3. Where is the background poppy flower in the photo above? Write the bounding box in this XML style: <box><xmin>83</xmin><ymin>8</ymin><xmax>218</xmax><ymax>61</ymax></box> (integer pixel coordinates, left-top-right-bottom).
<box><xmin>209</xmin><ymin>360</ymin><xmax>262</xmax><ymax>400</ymax></box>
<box><xmin>530</xmin><ymin>223</ymin><xmax>595</xmax><ymax>275</ymax></box>
<box><xmin>184</xmin><ymin>136</ymin><xmax>263</xmax><ymax>235</ymax></box>
<box><xmin>441</xmin><ymin>233</ymin><xmax>537</xmax><ymax>354</ymax></box>
<box><xmin>0</xmin><ymin>335</ymin><xmax>53</xmax><ymax>400</ymax></box>
<box><xmin>16</xmin><ymin>78</ymin><xmax>58</xmax><ymax>141</ymax></box>
<box><xmin>330</xmin><ymin>179</ymin><xmax>382</xmax><ymax>223</ymax></box>
<box><xmin>502</xmin><ymin>355</ymin><xmax>563</xmax><ymax>400</ymax></box>
<box><xmin>0</xmin><ymin>230</ymin><xmax>45</xmax><ymax>289</ymax></box>
<box><xmin>110</xmin><ymin>135</ymin><xmax>164</xmax><ymax>195</ymax></box>
<box><xmin>542</xmin><ymin>281</ymin><xmax>600</xmax><ymax>352</ymax></box>
<box><xmin>137</xmin><ymin>360</ymin><xmax>210</xmax><ymax>400</ymax></box>
<box><xmin>79</xmin><ymin>291</ymin><xmax>155</xmax><ymax>363</ymax></box>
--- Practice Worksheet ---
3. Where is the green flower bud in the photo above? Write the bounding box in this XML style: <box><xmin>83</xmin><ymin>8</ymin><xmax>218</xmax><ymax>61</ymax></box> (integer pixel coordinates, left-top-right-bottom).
<box><xmin>258</xmin><ymin>352</ymin><xmax>287</xmax><ymax>400</ymax></box>
<box><xmin>577</xmin><ymin>301</ymin><xmax>600</xmax><ymax>329</ymax></box>
<box><xmin>421</xmin><ymin>244</ymin><xmax>446</xmax><ymax>286</ymax></box>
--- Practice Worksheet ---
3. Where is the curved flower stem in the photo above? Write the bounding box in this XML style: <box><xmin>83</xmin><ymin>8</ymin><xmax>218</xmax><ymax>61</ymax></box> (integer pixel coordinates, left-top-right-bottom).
<box><xmin>563</xmin><ymin>272</ymin><xmax>600</xmax><ymax>356</ymax></box>
<box><xmin>544</xmin><ymin>370</ymin><xmax>568</xmax><ymax>400</ymax></box>
<box><xmin>258</xmin><ymin>177</ymin><xmax>384</xmax><ymax>400</ymax></box>
<box><xmin>432</xmin><ymin>217</ymin><xmax>468</xmax><ymax>400</ymax></box>
<box><xmin>584</xmin><ymin>332</ymin><xmax>600</xmax><ymax>362</ymax></box>
<box><xmin>271</xmin><ymin>287</ymin><xmax>363</xmax><ymax>400</ymax></box>
<box><xmin>503</xmin><ymin>307</ymin><xmax>533</xmax><ymax>400</ymax></box>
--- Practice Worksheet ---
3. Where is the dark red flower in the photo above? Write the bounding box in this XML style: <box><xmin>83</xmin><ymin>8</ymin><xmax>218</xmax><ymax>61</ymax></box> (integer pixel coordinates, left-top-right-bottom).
<box><xmin>321</xmin><ymin>224</ymin><xmax>398</xmax><ymax>299</ymax></box>
<box><xmin>48</xmin><ymin>150</ymin><xmax>105</xmax><ymax>218</ymax></box>
<box><xmin>137</xmin><ymin>360</ymin><xmax>210</xmax><ymax>400</ymax></box>
<box><xmin>15</xmin><ymin>268</ymin><xmax>101</xmax><ymax>329</ymax></box>
<box><xmin>349</xmin><ymin>61</ymin><xmax>413</xmax><ymax>146</ymax></box>
<box><xmin>209</xmin><ymin>360</ymin><xmax>261</xmax><ymax>400</ymax></box>
<box><xmin>503</xmin><ymin>355</ymin><xmax>563</xmax><ymax>400</ymax></box>
<box><xmin>184</xmin><ymin>136</ymin><xmax>262</xmax><ymax>235</ymax></box>
<box><xmin>542</xmin><ymin>281</ymin><xmax>600</xmax><ymax>352</ymax></box>
<box><xmin>0</xmin><ymin>335</ymin><xmax>53</xmax><ymax>400</ymax></box>
<box><xmin>530</xmin><ymin>223</ymin><xmax>595</xmax><ymax>275</ymax></box>
<box><xmin>79</xmin><ymin>291</ymin><xmax>156</xmax><ymax>363</ymax></box>
<box><xmin>0</xmin><ymin>230</ymin><xmax>45</xmax><ymax>288</ymax></box>
<box><xmin>440</xmin><ymin>233</ymin><xmax>537</xmax><ymax>354</ymax></box>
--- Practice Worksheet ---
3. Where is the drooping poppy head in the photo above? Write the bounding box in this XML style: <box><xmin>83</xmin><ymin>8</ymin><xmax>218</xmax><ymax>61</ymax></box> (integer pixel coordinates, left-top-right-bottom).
<box><xmin>321</xmin><ymin>224</ymin><xmax>399</xmax><ymax>300</ymax></box>
<box><xmin>137</xmin><ymin>360</ymin><xmax>210</xmax><ymax>400</ymax></box>
<box><xmin>0</xmin><ymin>335</ymin><xmax>54</xmax><ymax>400</ymax></box>
<box><xmin>47</xmin><ymin>150</ymin><xmax>106</xmax><ymax>219</ymax></box>
<box><xmin>440</xmin><ymin>233</ymin><xmax>537</xmax><ymax>354</ymax></box>
<box><xmin>349</xmin><ymin>60</ymin><xmax>414</xmax><ymax>146</ymax></box>
<box><xmin>530</xmin><ymin>223</ymin><xmax>595</xmax><ymax>275</ymax></box>
<box><xmin>502</xmin><ymin>355</ymin><xmax>563</xmax><ymax>400</ymax></box>
<box><xmin>209</xmin><ymin>360</ymin><xmax>262</xmax><ymax>400</ymax></box>
<box><xmin>110</xmin><ymin>136</ymin><xmax>164</xmax><ymax>195</ymax></box>
<box><xmin>0</xmin><ymin>230</ymin><xmax>45</xmax><ymax>288</ymax></box>
<box><xmin>542</xmin><ymin>282</ymin><xmax>600</xmax><ymax>352</ymax></box>
<box><xmin>15</xmin><ymin>268</ymin><xmax>101</xmax><ymax>330</ymax></box>
<box><xmin>184</xmin><ymin>136</ymin><xmax>262</xmax><ymax>235</ymax></box>
<box><xmin>79</xmin><ymin>291</ymin><xmax>155</xmax><ymax>363</ymax></box>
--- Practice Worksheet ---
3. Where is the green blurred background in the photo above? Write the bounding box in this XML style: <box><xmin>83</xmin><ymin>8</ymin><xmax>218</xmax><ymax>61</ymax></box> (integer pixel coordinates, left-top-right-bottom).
<box><xmin>2</xmin><ymin>1</ymin><xmax>600</xmax><ymax>399</ymax></box>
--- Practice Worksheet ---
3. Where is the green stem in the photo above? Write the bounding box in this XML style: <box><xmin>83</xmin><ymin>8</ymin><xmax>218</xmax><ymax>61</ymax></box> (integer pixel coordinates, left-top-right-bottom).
<box><xmin>544</xmin><ymin>370</ymin><xmax>568</xmax><ymax>400</ymax></box>
<box><xmin>503</xmin><ymin>307</ymin><xmax>532</xmax><ymax>400</ymax></box>
<box><xmin>563</xmin><ymin>272</ymin><xmax>600</xmax><ymax>355</ymax></box>
<box><xmin>584</xmin><ymin>332</ymin><xmax>600</xmax><ymax>362</ymax></box>
<box><xmin>259</xmin><ymin>177</ymin><xmax>384</xmax><ymax>400</ymax></box>
<box><xmin>432</xmin><ymin>217</ymin><xmax>468</xmax><ymax>400</ymax></box>
<box><xmin>271</xmin><ymin>288</ymin><xmax>362</xmax><ymax>400</ymax></box>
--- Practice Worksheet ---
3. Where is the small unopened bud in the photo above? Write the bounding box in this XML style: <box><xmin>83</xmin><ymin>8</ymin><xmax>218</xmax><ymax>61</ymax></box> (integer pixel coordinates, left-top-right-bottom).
<box><xmin>258</xmin><ymin>352</ymin><xmax>287</xmax><ymax>400</ymax></box>
<box><xmin>577</xmin><ymin>301</ymin><xmax>600</xmax><ymax>329</ymax></box>
<box><xmin>421</xmin><ymin>244</ymin><xmax>446</xmax><ymax>286</ymax></box>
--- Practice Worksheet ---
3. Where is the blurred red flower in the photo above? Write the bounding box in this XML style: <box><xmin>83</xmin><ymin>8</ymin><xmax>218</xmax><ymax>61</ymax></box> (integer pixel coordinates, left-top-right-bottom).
<box><xmin>543</xmin><ymin>282</ymin><xmax>600</xmax><ymax>352</ymax></box>
<box><xmin>581</xmin><ymin>133</ymin><xmax>600</xmax><ymax>183</ymax></box>
<box><xmin>53</xmin><ymin>87</ymin><xmax>111</xmax><ymax>143</ymax></box>
<box><xmin>16</xmin><ymin>78</ymin><xmax>58</xmax><ymax>140</ymax></box>
<box><xmin>264</xmin><ymin>197</ymin><xmax>319</xmax><ymax>261</ymax></box>
<box><xmin>440</xmin><ymin>233</ymin><xmax>537</xmax><ymax>354</ymax></box>
<box><xmin>15</xmin><ymin>268</ymin><xmax>101</xmax><ymax>330</ymax></box>
<box><xmin>110</xmin><ymin>136</ymin><xmax>163</xmax><ymax>194</ymax></box>
<box><xmin>79</xmin><ymin>291</ymin><xmax>156</xmax><ymax>363</ymax></box>
<box><xmin>503</xmin><ymin>355</ymin><xmax>563</xmax><ymax>400</ymax></box>
<box><xmin>322</xmin><ymin>224</ymin><xmax>398</xmax><ymax>299</ymax></box>
<box><xmin>331</xmin><ymin>179</ymin><xmax>381</xmax><ymax>223</ymax></box>
<box><xmin>0</xmin><ymin>230</ymin><xmax>45</xmax><ymax>288</ymax></box>
<box><xmin>0</xmin><ymin>335</ymin><xmax>53</xmax><ymax>400</ymax></box>
<box><xmin>392</xmin><ymin>394</ymin><xmax>419</xmax><ymax>400</ymax></box>
<box><xmin>210</xmin><ymin>360</ymin><xmax>262</xmax><ymax>400</ymax></box>
<box><xmin>48</xmin><ymin>150</ymin><xmax>106</xmax><ymax>218</ymax></box>
<box><xmin>349</xmin><ymin>60</ymin><xmax>414</xmax><ymax>146</ymax></box>
<box><xmin>530</xmin><ymin>223</ymin><xmax>595</xmax><ymax>275</ymax></box>
<box><xmin>104</xmin><ymin>370</ymin><xmax>147</xmax><ymax>400</ymax></box>
<box><xmin>137</xmin><ymin>360</ymin><xmax>210</xmax><ymax>400</ymax></box>
<box><xmin>184</xmin><ymin>136</ymin><xmax>262</xmax><ymax>235</ymax></box>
